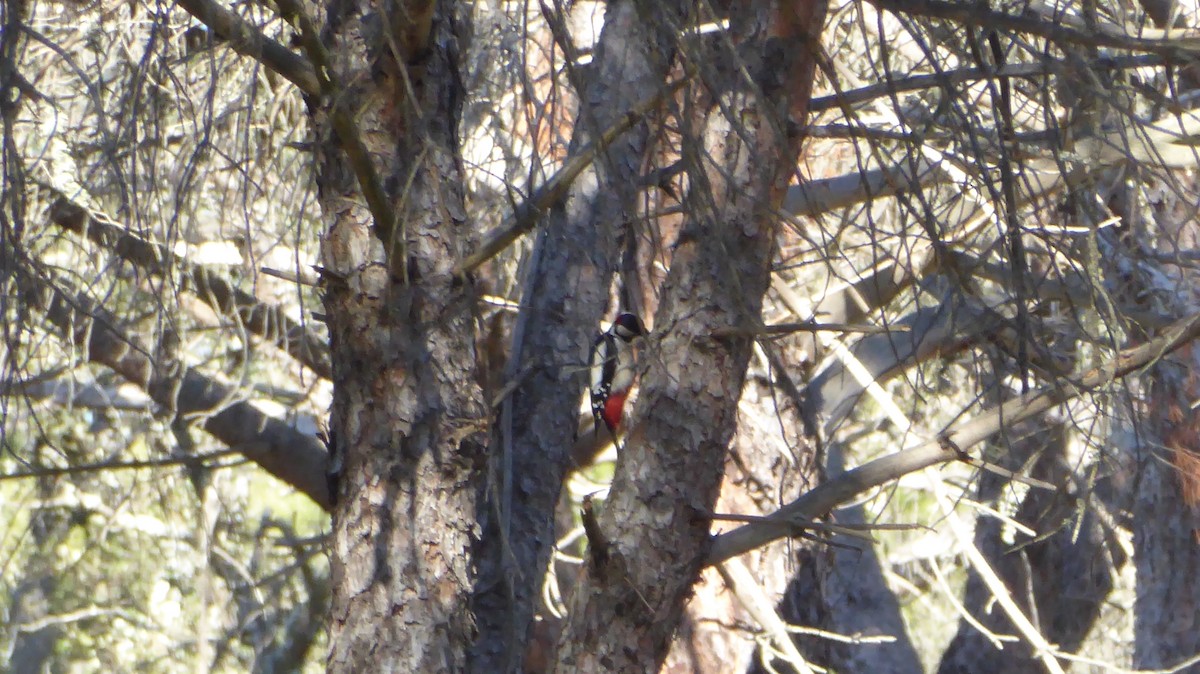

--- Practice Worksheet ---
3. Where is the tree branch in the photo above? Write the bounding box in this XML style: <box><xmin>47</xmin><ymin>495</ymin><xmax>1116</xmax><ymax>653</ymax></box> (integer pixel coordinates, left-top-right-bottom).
<box><xmin>269</xmin><ymin>0</ymin><xmax>398</xmax><ymax>266</ymax></box>
<box><xmin>707</xmin><ymin>309</ymin><xmax>1200</xmax><ymax>564</ymax></box>
<box><xmin>809</xmin><ymin>55</ymin><xmax>1164</xmax><ymax>113</ymax></box>
<box><xmin>173</xmin><ymin>0</ymin><xmax>320</xmax><ymax>96</ymax></box>
<box><xmin>5</xmin><ymin>249</ymin><xmax>333</xmax><ymax>510</ymax></box>
<box><xmin>868</xmin><ymin>0</ymin><xmax>1200</xmax><ymax>61</ymax></box>
<box><xmin>46</xmin><ymin>194</ymin><xmax>332</xmax><ymax>380</ymax></box>
<box><xmin>0</xmin><ymin>448</ymin><xmax>246</xmax><ymax>481</ymax></box>
<box><xmin>454</xmin><ymin>72</ymin><xmax>693</xmax><ymax>276</ymax></box>
<box><xmin>179</xmin><ymin>0</ymin><xmax>398</xmax><ymax>265</ymax></box>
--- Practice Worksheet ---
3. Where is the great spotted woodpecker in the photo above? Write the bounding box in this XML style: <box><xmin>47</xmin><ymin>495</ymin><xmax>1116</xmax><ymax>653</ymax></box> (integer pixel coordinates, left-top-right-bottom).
<box><xmin>589</xmin><ymin>312</ymin><xmax>647</xmax><ymax>436</ymax></box>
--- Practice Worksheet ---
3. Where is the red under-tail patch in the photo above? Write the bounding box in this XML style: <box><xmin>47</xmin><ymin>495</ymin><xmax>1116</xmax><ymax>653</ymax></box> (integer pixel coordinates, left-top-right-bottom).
<box><xmin>601</xmin><ymin>391</ymin><xmax>629</xmax><ymax>431</ymax></box>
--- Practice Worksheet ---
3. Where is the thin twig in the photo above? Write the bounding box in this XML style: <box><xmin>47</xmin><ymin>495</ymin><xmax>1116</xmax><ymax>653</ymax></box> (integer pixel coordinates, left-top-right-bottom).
<box><xmin>717</xmin><ymin>559</ymin><xmax>816</xmax><ymax>674</ymax></box>
<box><xmin>455</xmin><ymin>72</ymin><xmax>695</xmax><ymax>276</ymax></box>
<box><xmin>708</xmin><ymin>310</ymin><xmax>1200</xmax><ymax>564</ymax></box>
<box><xmin>809</xmin><ymin>55</ymin><xmax>1164</xmax><ymax>112</ymax></box>
<box><xmin>784</xmin><ymin>624</ymin><xmax>898</xmax><ymax>645</ymax></box>
<box><xmin>928</xmin><ymin>555</ymin><xmax>1018</xmax><ymax>651</ymax></box>
<box><xmin>869</xmin><ymin>0</ymin><xmax>1200</xmax><ymax>62</ymax></box>
<box><xmin>0</xmin><ymin>448</ymin><xmax>248</xmax><ymax>481</ymax></box>
<box><xmin>45</xmin><ymin>193</ymin><xmax>332</xmax><ymax>379</ymax></box>
<box><xmin>926</xmin><ymin>472</ymin><xmax>1066</xmax><ymax>673</ymax></box>
<box><xmin>711</xmin><ymin>321</ymin><xmax>904</xmax><ymax>338</ymax></box>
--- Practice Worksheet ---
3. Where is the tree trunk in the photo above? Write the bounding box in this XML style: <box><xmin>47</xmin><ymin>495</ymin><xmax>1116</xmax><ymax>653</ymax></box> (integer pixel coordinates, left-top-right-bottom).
<box><xmin>1113</xmin><ymin>166</ymin><xmax>1200</xmax><ymax>672</ymax></box>
<box><xmin>552</xmin><ymin>1</ymin><xmax>828</xmax><ymax>670</ymax></box>
<box><xmin>468</xmin><ymin>4</ymin><xmax>684</xmax><ymax>670</ymax></box>
<box><xmin>319</xmin><ymin>3</ymin><xmax>489</xmax><ymax>671</ymax></box>
<box><xmin>1135</xmin><ymin>344</ymin><xmax>1200</xmax><ymax>671</ymax></box>
<box><xmin>664</xmin><ymin>362</ymin><xmax>818</xmax><ymax>673</ymax></box>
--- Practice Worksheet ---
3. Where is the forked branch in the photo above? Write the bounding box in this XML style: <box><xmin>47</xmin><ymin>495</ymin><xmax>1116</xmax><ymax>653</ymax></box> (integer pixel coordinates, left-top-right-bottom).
<box><xmin>174</xmin><ymin>0</ymin><xmax>319</xmax><ymax>96</ymax></box>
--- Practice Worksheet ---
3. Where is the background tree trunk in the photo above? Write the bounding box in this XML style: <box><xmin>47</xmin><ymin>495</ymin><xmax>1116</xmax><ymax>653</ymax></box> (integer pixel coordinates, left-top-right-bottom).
<box><xmin>938</xmin><ymin>422</ymin><xmax>1120</xmax><ymax>672</ymax></box>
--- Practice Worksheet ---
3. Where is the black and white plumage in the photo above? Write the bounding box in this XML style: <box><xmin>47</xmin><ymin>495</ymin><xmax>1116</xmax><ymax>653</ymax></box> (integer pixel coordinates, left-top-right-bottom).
<box><xmin>589</xmin><ymin>312</ymin><xmax>647</xmax><ymax>435</ymax></box>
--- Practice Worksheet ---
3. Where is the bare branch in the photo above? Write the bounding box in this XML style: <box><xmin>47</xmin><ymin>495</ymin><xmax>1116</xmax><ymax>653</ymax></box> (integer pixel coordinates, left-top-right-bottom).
<box><xmin>809</xmin><ymin>55</ymin><xmax>1165</xmax><ymax>113</ymax></box>
<box><xmin>173</xmin><ymin>0</ymin><xmax>320</xmax><ymax>96</ymax></box>
<box><xmin>712</xmin><ymin>321</ymin><xmax>903</xmax><ymax>338</ymax></box>
<box><xmin>5</xmin><ymin>249</ymin><xmax>333</xmax><ymax>510</ymax></box>
<box><xmin>455</xmin><ymin>72</ymin><xmax>693</xmax><ymax>276</ymax></box>
<box><xmin>707</xmin><ymin>310</ymin><xmax>1200</xmax><ymax>564</ymax></box>
<box><xmin>270</xmin><ymin>0</ymin><xmax>397</xmax><ymax>265</ymax></box>
<box><xmin>0</xmin><ymin>448</ymin><xmax>246</xmax><ymax>481</ymax></box>
<box><xmin>46</xmin><ymin>194</ymin><xmax>332</xmax><ymax>380</ymax></box>
<box><xmin>717</xmin><ymin>559</ymin><xmax>817</xmax><ymax>674</ymax></box>
<box><xmin>868</xmin><ymin>0</ymin><xmax>1200</xmax><ymax>62</ymax></box>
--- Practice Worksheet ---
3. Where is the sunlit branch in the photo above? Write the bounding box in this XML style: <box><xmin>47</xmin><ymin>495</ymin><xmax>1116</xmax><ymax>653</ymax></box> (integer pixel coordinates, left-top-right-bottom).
<box><xmin>46</xmin><ymin>193</ymin><xmax>332</xmax><ymax>380</ymax></box>
<box><xmin>707</xmin><ymin>309</ymin><xmax>1200</xmax><ymax>564</ymax></box>
<box><xmin>174</xmin><ymin>0</ymin><xmax>320</xmax><ymax>96</ymax></box>
<box><xmin>5</xmin><ymin>248</ymin><xmax>333</xmax><ymax>510</ymax></box>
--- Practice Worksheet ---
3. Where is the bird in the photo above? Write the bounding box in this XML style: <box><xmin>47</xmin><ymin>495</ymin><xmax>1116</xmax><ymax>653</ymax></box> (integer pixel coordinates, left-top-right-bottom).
<box><xmin>588</xmin><ymin>312</ymin><xmax>647</xmax><ymax>438</ymax></box>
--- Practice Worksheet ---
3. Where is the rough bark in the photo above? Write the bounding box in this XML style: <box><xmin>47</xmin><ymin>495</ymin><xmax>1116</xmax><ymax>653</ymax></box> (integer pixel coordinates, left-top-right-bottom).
<box><xmin>468</xmin><ymin>4</ymin><xmax>685</xmax><ymax>671</ymax></box>
<box><xmin>551</xmin><ymin>1</ymin><xmax>827</xmax><ymax>670</ymax></box>
<box><xmin>1115</xmin><ymin>164</ymin><xmax>1200</xmax><ymax>671</ymax></box>
<box><xmin>1134</xmin><ymin>345</ymin><xmax>1200</xmax><ymax>671</ymax></box>
<box><xmin>319</xmin><ymin>2</ymin><xmax>489</xmax><ymax>672</ymax></box>
<box><xmin>664</xmin><ymin>365</ymin><xmax>818</xmax><ymax>674</ymax></box>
